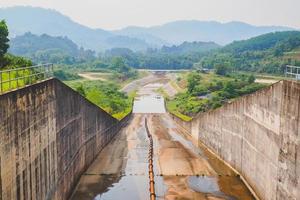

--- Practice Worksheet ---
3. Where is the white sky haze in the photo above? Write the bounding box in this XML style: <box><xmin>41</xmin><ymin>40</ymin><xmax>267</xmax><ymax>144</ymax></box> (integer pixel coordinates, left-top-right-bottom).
<box><xmin>0</xmin><ymin>0</ymin><xmax>299</xmax><ymax>30</ymax></box>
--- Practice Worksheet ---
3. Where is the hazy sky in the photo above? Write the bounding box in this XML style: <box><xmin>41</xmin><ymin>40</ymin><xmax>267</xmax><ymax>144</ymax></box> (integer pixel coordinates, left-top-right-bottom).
<box><xmin>0</xmin><ymin>0</ymin><xmax>300</xmax><ymax>30</ymax></box>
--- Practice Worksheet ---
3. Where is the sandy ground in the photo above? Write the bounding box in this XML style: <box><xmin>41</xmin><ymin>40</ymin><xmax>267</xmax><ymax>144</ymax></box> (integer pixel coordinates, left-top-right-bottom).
<box><xmin>255</xmin><ymin>78</ymin><xmax>279</xmax><ymax>84</ymax></box>
<box><xmin>78</xmin><ymin>72</ymin><xmax>110</xmax><ymax>81</ymax></box>
<box><xmin>121</xmin><ymin>73</ymin><xmax>170</xmax><ymax>94</ymax></box>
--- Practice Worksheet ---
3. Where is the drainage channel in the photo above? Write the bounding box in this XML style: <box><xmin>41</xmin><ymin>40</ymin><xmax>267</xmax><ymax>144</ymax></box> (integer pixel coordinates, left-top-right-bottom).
<box><xmin>145</xmin><ymin>117</ymin><xmax>156</xmax><ymax>200</ymax></box>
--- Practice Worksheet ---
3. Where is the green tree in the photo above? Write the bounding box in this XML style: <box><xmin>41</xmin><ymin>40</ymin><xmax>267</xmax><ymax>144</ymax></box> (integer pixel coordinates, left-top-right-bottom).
<box><xmin>110</xmin><ymin>57</ymin><xmax>127</xmax><ymax>72</ymax></box>
<box><xmin>215</xmin><ymin>64</ymin><xmax>231</xmax><ymax>76</ymax></box>
<box><xmin>187</xmin><ymin>72</ymin><xmax>202</xmax><ymax>93</ymax></box>
<box><xmin>247</xmin><ymin>74</ymin><xmax>256</xmax><ymax>83</ymax></box>
<box><xmin>0</xmin><ymin>20</ymin><xmax>9</xmax><ymax>66</ymax></box>
<box><xmin>76</xmin><ymin>84</ymin><xmax>86</xmax><ymax>97</ymax></box>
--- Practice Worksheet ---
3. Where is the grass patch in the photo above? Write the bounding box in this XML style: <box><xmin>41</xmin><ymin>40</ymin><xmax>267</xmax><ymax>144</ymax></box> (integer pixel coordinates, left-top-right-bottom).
<box><xmin>166</xmin><ymin>100</ymin><xmax>192</xmax><ymax>121</ymax></box>
<box><xmin>166</xmin><ymin>71</ymin><xmax>268</xmax><ymax>117</ymax></box>
<box><xmin>65</xmin><ymin>80</ymin><xmax>133</xmax><ymax>120</ymax></box>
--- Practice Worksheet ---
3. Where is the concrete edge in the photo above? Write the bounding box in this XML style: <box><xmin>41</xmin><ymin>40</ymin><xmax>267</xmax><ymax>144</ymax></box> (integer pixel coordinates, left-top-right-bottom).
<box><xmin>196</xmin><ymin>138</ymin><xmax>262</xmax><ymax>200</ymax></box>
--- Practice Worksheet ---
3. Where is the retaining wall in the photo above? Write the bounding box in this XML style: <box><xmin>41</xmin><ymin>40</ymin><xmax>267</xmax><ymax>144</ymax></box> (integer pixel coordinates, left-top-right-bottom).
<box><xmin>0</xmin><ymin>78</ymin><xmax>130</xmax><ymax>200</ymax></box>
<box><xmin>168</xmin><ymin>112</ymin><xmax>191</xmax><ymax>132</ymax></box>
<box><xmin>170</xmin><ymin>80</ymin><xmax>300</xmax><ymax>200</ymax></box>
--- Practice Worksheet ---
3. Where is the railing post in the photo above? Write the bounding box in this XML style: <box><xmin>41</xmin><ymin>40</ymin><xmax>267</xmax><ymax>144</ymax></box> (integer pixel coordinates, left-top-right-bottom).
<box><xmin>0</xmin><ymin>71</ymin><xmax>2</xmax><ymax>93</ymax></box>
<box><xmin>8</xmin><ymin>70</ymin><xmax>11</xmax><ymax>90</ymax></box>
<box><xmin>16</xmin><ymin>69</ymin><xmax>19</xmax><ymax>89</ymax></box>
<box><xmin>0</xmin><ymin>63</ymin><xmax>54</xmax><ymax>93</ymax></box>
<box><xmin>23</xmin><ymin>67</ymin><xmax>25</xmax><ymax>86</ymax></box>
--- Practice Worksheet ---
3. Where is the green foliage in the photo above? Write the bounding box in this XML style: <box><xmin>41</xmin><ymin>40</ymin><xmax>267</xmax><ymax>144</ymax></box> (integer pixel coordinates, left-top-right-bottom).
<box><xmin>66</xmin><ymin>80</ymin><xmax>132</xmax><ymax>119</ymax></box>
<box><xmin>0</xmin><ymin>20</ymin><xmax>9</xmax><ymax>66</ymax></box>
<box><xmin>109</xmin><ymin>57</ymin><xmax>138</xmax><ymax>80</ymax></box>
<box><xmin>187</xmin><ymin>72</ymin><xmax>202</xmax><ymax>93</ymax></box>
<box><xmin>201</xmin><ymin>31</ymin><xmax>300</xmax><ymax>74</ymax></box>
<box><xmin>247</xmin><ymin>74</ymin><xmax>256</xmax><ymax>83</ymax></box>
<box><xmin>75</xmin><ymin>84</ymin><xmax>86</xmax><ymax>97</ymax></box>
<box><xmin>1</xmin><ymin>53</ymin><xmax>32</xmax><ymax>69</ymax></box>
<box><xmin>215</xmin><ymin>63</ymin><xmax>232</xmax><ymax>76</ymax></box>
<box><xmin>53</xmin><ymin>69</ymin><xmax>80</xmax><ymax>81</ymax></box>
<box><xmin>167</xmin><ymin>72</ymin><xmax>267</xmax><ymax>117</ymax></box>
<box><xmin>102</xmin><ymin>41</ymin><xmax>220</xmax><ymax>70</ymax></box>
<box><xmin>223</xmin><ymin>31</ymin><xmax>300</xmax><ymax>53</ymax></box>
<box><xmin>9</xmin><ymin>32</ymin><xmax>96</xmax><ymax>64</ymax></box>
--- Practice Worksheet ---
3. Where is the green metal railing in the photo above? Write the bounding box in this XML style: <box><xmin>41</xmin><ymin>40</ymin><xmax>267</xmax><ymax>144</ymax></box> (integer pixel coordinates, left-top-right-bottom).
<box><xmin>0</xmin><ymin>63</ymin><xmax>54</xmax><ymax>94</ymax></box>
<box><xmin>285</xmin><ymin>65</ymin><xmax>300</xmax><ymax>80</ymax></box>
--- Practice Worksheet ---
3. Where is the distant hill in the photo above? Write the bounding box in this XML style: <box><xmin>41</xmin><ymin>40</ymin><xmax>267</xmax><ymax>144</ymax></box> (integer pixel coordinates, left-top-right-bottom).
<box><xmin>160</xmin><ymin>41</ymin><xmax>220</xmax><ymax>54</ymax></box>
<box><xmin>9</xmin><ymin>32</ymin><xmax>80</xmax><ymax>56</ymax></box>
<box><xmin>9</xmin><ymin>32</ymin><xmax>96</xmax><ymax>64</ymax></box>
<box><xmin>200</xmin><ymin>31</ymin><xmax>300</xmax><ymax>74</ymax></box>
<box><xmin>102</xmin><ymin>41</ymin><xmax>220</xmax><ymax>69</ymax></box>
<box><xmin>0</xmin><ymin>6</ymin><xmax>295</xmax><ymax>52</ymax></box>
<box><xmin>222</xmin><ymin>31</ymin><xmax>300</xmax><ymax>53</ymax></box>
<box><xmin>0</xmin><ymin>6</ymin><xmax>152</xmax><ymax>51</ymax></box>
<box><xmin>115</xmin><ymin>21</ymin><xmax>294</xmax><ymax>45</ymax></box>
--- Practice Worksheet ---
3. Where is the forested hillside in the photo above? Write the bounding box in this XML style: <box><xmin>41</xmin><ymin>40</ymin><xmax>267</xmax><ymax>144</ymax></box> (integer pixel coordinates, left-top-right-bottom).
<box><xmin>200</xmin><ymin>31</ymin><xmax>300</xmax><ymax>74</ymax></box>
<box><xmin>103</xmin><ymin>41</ymin><xmax>220</xmax><ymax>69</ymax></box>
<box><xmin>9</xmin><ymin>32</ymin><xmax>95</xmax><ymax>64</ymax></box>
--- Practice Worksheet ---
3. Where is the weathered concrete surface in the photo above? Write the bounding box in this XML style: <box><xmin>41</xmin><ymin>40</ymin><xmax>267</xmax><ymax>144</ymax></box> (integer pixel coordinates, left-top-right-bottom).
<box><xmin>0</xmin><ymin>78</ymin><xmax>130</xmax><ymax>200</ymax></box>
<box><xmin>189</xmin><ymin>80</ymin><xmax>300</xmax><ymax>200</ymax></box>
<box><xmin>168</xmin><ymin>112</ymin><xmax>191</xmax><ymax>132</ymax></box>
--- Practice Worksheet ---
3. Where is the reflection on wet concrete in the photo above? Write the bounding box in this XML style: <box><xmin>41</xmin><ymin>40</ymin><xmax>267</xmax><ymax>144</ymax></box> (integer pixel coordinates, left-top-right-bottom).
<box><xmin>133</xmin><ymin>83</ymin><xmax>166</xmax><ymax>113</ymax></box>
<box><xmin>150</xmin><ymin>114</ymin><xmax>255</xmax><ymax>200</ymax></box>
<box><xmin>94</xmin><ymin>175</ymin><xmax>149</xmax><ymax>200</ymax></box>
<box><xmin>133</xmin><ymin>95</ymin><xmax>166</xmax><ymax>113</ymax></box>
<box><xmin>70</xmin><ymin>174</ymin><xmax>122</xmax><ymax>200</ymax></box>
<box><xmin>188</xmin><ymin>176</ymin><xmax>237</xmax><ymax>200</ymax></box>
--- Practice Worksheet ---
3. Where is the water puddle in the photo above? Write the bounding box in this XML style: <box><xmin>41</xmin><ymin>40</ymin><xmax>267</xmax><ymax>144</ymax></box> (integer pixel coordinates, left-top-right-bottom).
<box><xmin>133</xmin><ymin>95</ymin><xmax>166</xmax><ymax>113</ymax></box>
<box><xmin>133</xmin><ymin>82</ymin><xmax>166</xmax><ymax>113</ymax></box>
<box><xmin>188</xmin><ymin>176</ymin><xmax>237</xmax><ymax>200</ymax></box>
<box><xmin>94</xmin><ymin>175</ymin><xmax>148</xmax><ymax>200</ymax></box>
<box><xmin>88</xmin><ymin>116</ymin><xmax>168</xmax><ymax>200</ymax></box>
<box><xmin>158</xmin><ymin>115</ymin><xmax>255</xmax><ymax>200</ymax></box>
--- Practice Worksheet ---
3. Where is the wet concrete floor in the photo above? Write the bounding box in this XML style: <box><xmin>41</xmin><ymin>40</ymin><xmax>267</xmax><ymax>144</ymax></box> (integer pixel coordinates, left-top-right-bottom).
<box><xmin>70</xmin><ymin>80</ymin><xmax>255</xmax><ymax>200</ymax></box>
<box><xmin>70</xmin><ymin>114</ymin><xmax>255</xmax><ymax>200</ymax></box>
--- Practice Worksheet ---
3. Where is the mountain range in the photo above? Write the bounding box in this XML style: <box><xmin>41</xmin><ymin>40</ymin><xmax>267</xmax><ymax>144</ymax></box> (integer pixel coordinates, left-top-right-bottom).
<box><xmin>0</xmin><ymin>6</ymin><xmax>295</xmax><ymax>51</ymax></box>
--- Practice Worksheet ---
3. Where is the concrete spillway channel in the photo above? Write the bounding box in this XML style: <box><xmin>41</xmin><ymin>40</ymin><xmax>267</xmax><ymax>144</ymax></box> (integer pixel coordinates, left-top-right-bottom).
<box><xmin>70</xmin><ymin>82</ymin><xmax>256</xmax><ymax>200</ymax></box>
<box><xmin>70</xmin><ymin>114</ymin><xmax>256</xmax><ymax>200</ymax></box>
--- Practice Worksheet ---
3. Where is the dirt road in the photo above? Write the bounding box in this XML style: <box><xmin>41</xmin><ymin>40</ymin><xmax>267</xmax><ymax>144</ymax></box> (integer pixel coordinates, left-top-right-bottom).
<box><xmin>78</xmin><ymin>72</ymin><xmax>110</xmax><ymax>81</ymax></box>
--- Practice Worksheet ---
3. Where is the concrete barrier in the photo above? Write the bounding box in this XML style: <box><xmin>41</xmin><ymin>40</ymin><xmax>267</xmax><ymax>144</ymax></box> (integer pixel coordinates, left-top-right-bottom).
<box><xmin>0</xmin><ymin>78</ymin><xmax>131</xmax><ymax>200</ymax></box>
<box><xmin>168</xmin><ymin>80</ymin><xmax>300</xmax><ymax>200</ymax></box>
<box><xmin>168</xmin><ymin>112</ymin><xmax>191</xmax><ymax>133</ymax></box>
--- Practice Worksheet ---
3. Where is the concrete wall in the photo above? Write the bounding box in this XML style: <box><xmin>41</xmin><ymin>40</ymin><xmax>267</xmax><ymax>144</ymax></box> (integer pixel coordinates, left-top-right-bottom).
<box><xmin>0</xmin><ymin>79</ymin><xmax>130</xmax><ymax>200</ymax></box>
<box><xmin>190</xmin><ymin>80</ymin><xmax>300</xmax><ymax>200</ymax></box>
<box><xmin>168</xmin><ymin>112</ymin><xmax>191</xmax><ymax>132</ymax></box>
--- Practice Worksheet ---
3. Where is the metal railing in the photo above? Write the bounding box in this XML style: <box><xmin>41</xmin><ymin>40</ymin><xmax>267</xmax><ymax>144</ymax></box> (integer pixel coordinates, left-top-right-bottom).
<box><xmin>285</xmin><ymin>65</ymin><xmax>300</xmax><ymax>80</ymax></box>
<box><xmin>0</xmin><ymin>63</ymin><xmax>54</xmax><ymax>94</ymax></box>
